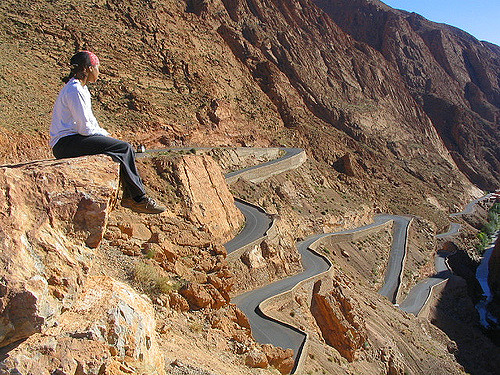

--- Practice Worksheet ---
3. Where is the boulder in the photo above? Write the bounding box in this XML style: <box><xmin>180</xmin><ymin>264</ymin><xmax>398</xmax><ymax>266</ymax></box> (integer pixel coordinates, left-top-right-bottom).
<box><xmin>261</xmin><ymin>344</ymin><xmax>295</xmax><ymax>374</ymax></box>
<box><xmin>180</xmin><ymin>282</ymin><xmax>213</xmax><ymax>310</ymax></box>
<box><xmin>245</xmin><ymin>349</ymin><xmax>268</xmax><ymax>368</ymax></box>
<box><xmin>208</xmin><ymin>305</ymin><xmax>252</xmax><ymax>341</ymax></box>
<box><xmin>241</xmin><ymin>245</ymin><xmax>267</xmax><ymax>269</ymax></box>
<box><xmin>0</xmin><ymin>276</ymin><xmax>165</xmax><ymax>375</ymax></box>
<box><xmin>333</xmin><ymin>153</ymin><xmax>359</xmax><ymax>177</ymax></box>
<box><xmin>0</xmin><ymin>156</ymin><xmax>118</xmax><ymax>348</ymax></box>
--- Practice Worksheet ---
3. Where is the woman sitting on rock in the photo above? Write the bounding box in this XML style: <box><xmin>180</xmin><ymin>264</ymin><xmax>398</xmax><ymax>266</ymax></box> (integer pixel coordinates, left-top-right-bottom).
<box><xmin>50</xmin><ymin>50</ymin><xmax>165</xmax><ymax>214</ymax></box>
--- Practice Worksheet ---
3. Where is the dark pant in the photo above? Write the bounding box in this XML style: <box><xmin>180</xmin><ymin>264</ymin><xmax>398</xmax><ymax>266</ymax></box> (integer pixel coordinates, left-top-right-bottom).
<box><xmin>52</xmin><ymin>134</ymin><xmax>146</xmax><ymax>199</ymax></box>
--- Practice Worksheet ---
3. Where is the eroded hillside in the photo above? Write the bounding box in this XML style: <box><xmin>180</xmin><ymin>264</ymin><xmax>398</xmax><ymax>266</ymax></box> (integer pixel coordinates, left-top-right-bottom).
<box><xmin>314</xmin><ymin>0</ymin><xmax>500</xmax><ymax>191</ymax></box>
<box><xmin>1</xmin><ymin>0</ymin><xmax>499</xmax><ymax>374</ymax></box>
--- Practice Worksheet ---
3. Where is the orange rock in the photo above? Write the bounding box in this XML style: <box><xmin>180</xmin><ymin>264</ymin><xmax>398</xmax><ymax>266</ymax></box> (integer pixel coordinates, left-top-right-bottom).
<box><xmin>180</xmin><ymin>282</ymin><xmax>212</xmax><ymax>310</ymax></box>
<box><xmin>154</xmin><ymin>155</ymin><xmax>244</xmax><ymax>243</ymax></box>
<box><xmin>262</xmin><ymin>344</ymin><xmax>295</xmax><ymax>374</ymax></box>
<box><xmin>0</xmin><ymin>276</ymin><xmax>165</xmax><ymax>374</ymax></box>
<box><xmin>245</xmin><ymin>349</ymin><xmax>269</xmax><ymax>368</ymax></box>
<box><xmin>310</xmin><ymin>278</ymin><xmax>367</xmax><ymax>362</ymax></box>
<box><xmin>129</xmin><ymin>222</ymin><xmax>152</xmax><ymax>241</ymax></box>
<box><xmin>0</xmin><ymin>156</ymin><xmax>118</xmax><ymax>348</ymax></box>
<box><xmin>205</xmin><ymin>283</ymin><xmax>228</xmax><ymax>309</ymax></box>
<box><xmin>168</xmin><ymin>293</ymin><xmax>190</xmax><ymax>312</ymax></box>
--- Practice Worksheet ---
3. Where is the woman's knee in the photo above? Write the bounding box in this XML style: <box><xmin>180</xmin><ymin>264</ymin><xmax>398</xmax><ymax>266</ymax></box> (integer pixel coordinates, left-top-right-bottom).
<box><xmin>104</xmin><ymin>137</ymin><xmax>133</xmax><ymax>153</ymax></box>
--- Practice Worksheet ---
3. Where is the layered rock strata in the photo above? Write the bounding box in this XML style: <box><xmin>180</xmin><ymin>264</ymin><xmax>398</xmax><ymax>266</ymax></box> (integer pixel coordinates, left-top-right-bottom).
<box><xmin>314</xmin><ymin>0</ymin><xmax>500</xmax><ymax>190</ymax></box>
<box><xmin>152</xmin><ymin>154</ymin><xmax>244</xmax><ymax>243</ymax></box>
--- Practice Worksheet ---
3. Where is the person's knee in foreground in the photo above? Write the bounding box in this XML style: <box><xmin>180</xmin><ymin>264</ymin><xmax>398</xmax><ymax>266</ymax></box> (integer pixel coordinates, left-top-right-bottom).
<box><xmin>50</xmin><ymin>50</ymin><xmax>165</xmax><ymax>214</ymax></box>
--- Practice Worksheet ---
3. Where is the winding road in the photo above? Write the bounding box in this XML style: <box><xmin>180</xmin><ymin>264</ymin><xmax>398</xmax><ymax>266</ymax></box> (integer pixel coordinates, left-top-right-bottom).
<box><xmin>221</xmin><ymin>149</ymin><xmax>417</xmax><ymax>372</ymax></box>
<box><xmin>377</xmin><ymin>215</ymin><xmax>412</xmax><ymax>303</ymax></box>
<box><xmin>399</xmin><ymin>193</ymin><xmax>493</xmax><ymax>316</ymax></box>
<box><xmin>146</xmin><ymin>146</ymin><xmax>489</xmax><ymax>372</ymax></box>
<box><xmin>231</xmin><ymin>215</ymin><xmax>406</xmax><ymax>370</ymax></box>
<box><xmin>399</xmin><ymin>250</ymin><xmax>452</xmax><ymax>315</ymax></box>
<box><xmin>224</xmin><ymin>199</ymin><xmax>272</xmax><ymax>254</ymax></box>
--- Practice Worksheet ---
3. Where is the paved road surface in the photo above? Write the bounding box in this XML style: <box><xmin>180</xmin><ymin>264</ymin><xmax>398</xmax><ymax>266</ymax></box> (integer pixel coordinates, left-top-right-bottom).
<box><xmin>399</xmin><ymin>251</ymin><xmax>452</xmax><ymax>314</ymax></box>
<box><xmin>400</xmin><ymin>193</ymin><xmax>493</xmax><ymax>315</ymax></box>
<box><xmin>377</xmin><ymin>215</ymin><xmax>412</xmax><ymax>303</ymax></box>
<box><xmin>224</xmin><ymin>148</ymin><xmax>303</xmax><ymax>181</ymax></box>
<box><xmin>436</xmin><ymin>222</ymin><xmax>461</xmax><ymax>238</ymax></box>
<box><xmin>231</xmin><ymin>234</ymin><xmax>330</xmax><ymax>365</ymax></box>
<box><xmin>231</xmin><ymin>215</ymin><xmax>397</xmax><ymax>366</ymax></box>
<box><xmin>224</xmin><ymin>199</ymin><xmax>272</xmax><ymax>254</ymax></box>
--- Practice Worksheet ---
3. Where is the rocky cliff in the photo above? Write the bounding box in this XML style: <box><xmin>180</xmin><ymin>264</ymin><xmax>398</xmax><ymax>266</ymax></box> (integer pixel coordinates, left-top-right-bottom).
<box><xmin>314</xmin><ymin>0</ymin><xmax>500</xmax><ymax>191</ymax></box>
<box><xmin>0</xmin><ymin>153</ymin><xmax>254</xmax><ymax>373</ymax></box>
<box><xmin>1</xmin><ymin>0</ymin><xmax>499</xmax><ymax>373</ymax></box>
<box><xmin>0</xmin><ymin>156</ymin><xmax>118</xmax><ymax>348</ymax></box>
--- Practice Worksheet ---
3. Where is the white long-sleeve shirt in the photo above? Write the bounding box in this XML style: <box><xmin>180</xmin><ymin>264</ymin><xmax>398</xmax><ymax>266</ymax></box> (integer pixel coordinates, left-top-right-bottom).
<box><xmin>50</xmin><ymin>78</ymin><xmax>109</xmax><ymax>147</ymax></box>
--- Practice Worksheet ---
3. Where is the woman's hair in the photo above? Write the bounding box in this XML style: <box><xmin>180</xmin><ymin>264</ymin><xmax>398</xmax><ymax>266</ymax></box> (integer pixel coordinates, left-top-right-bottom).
<box><xmin>62</xmin><ymin>51</ymin><xmax>99</xmax><ymax>83</ymax></box>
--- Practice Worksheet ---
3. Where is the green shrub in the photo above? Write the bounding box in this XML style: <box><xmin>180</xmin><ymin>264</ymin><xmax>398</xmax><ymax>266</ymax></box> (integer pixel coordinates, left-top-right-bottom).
<box><xmin>476</xmin><ymin>203</ymin><xmax>500</xmax><ymax>254</ymax></box>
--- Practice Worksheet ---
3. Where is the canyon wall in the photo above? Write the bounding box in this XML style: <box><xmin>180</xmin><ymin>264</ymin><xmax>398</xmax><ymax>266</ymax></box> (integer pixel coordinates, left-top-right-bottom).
<box><xmin>314</xmin><ymin>0</ymin><xmax>500</xmax><ymax>191</ymax></box>
<box><xmin>0</xmin><ymin>0</ymin><xmax>481</xmax><ymax>212</ymax></box>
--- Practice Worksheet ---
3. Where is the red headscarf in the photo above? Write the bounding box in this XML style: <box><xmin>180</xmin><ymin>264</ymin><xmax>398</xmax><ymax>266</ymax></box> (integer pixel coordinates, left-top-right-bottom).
<box><xmin>83</xmin><ymin>50</ymin><xmax>100</xmax><ymax>66</ymax></box>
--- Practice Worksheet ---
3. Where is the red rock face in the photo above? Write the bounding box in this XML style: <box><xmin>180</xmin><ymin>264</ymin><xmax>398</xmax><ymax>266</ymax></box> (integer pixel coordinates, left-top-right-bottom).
<box><xmin>314</xmin><ymin>0</ymin><xmax>500</xmax><ymax>190</ymax></box>
<box><xmin>310</xmin><ymin>278</ymin><xmax>367</xmax><ymax>362</ymax></box>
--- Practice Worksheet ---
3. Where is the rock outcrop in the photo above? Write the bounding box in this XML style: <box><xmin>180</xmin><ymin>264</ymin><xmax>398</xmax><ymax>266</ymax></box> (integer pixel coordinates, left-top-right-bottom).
<box><xmin>0</xmin><ymin>152</ymin><xmax>248</xmax><ymax>372</ymax></box>
<box><xmin>0</xmin><ymin>276</ymin><xmax>165</xmax><ymax>375</ymax></box>
<box><xmin>0</xmin><ymin>156</ymin><xmax>118</xmax><ymax>348</ymax></box>
<box><xmin>310</xmin><ymin>278</ymin><xmax>367</xmax><ymax>362</ymax></box>
<box><xmin>261</xmin><ymin>344</ymin><xmax>295</xmax><ymax>375</ymax></box>
<box><xmin>153</xmin><ymin>154</ymin><xmax>244</xmax><ymax>244</ymax></box>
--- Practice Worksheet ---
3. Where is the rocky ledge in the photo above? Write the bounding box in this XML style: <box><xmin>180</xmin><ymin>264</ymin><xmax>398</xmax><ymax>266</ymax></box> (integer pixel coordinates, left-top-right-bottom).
<box><xmin>0</xmin><ymin>156</ymin><xmax>119</xmax><ymax>348</ymax></box>
<box><xmin>0</xmin><ymin>153</ymin><xmax>251</xmax><ymax>374</ymax></box>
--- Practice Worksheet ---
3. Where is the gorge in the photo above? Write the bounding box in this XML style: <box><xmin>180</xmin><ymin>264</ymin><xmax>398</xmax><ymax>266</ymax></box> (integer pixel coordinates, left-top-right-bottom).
<box><xmin>0</xmin><ymin>0</ymin><xmax>499</xmax><ymax>373</ymax></box>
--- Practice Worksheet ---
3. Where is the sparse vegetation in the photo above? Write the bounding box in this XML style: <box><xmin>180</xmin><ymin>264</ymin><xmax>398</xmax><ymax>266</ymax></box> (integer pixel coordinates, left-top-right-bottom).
<box><xmin>476</xmin><ymin>203</ymin><xmax>500</xmax><ymax>254</ymax></box>
<box><xmin>133</xmin><ymin>261</ymin><xmax>183</xmax><ymax>296</ymax></box>
<box><xmin>189</xmin><ymin>321</ymin><xmax>204</xmax><ymax>333</ymax></box>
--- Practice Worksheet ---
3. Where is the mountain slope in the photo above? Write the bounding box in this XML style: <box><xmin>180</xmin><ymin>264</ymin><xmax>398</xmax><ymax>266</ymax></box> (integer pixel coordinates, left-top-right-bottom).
<box><xmin>314</xmin><ymin>0</ymin><xmax>500</xmax><ymax>191</ymax></box>
<box><xmin>1</xmin><ymin>0</ymin><xmax>498</xmax><ymax>373</ymax></box>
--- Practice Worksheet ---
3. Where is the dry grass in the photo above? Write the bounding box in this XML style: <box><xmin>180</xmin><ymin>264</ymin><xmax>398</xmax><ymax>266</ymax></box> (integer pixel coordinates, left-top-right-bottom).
<box><xmin>133</xmin><ymin>261</ymin><xmax>183</xmax><ymax>296</ymax></box>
